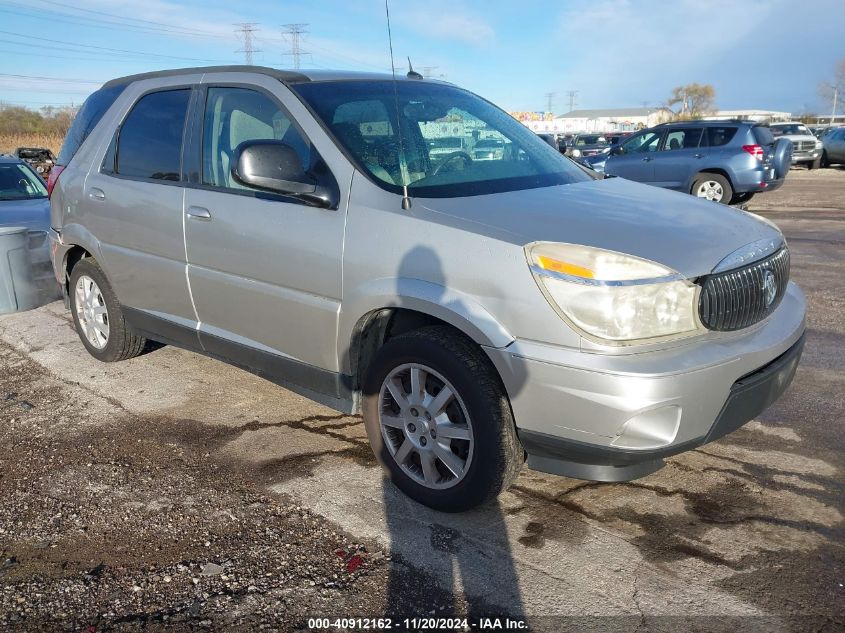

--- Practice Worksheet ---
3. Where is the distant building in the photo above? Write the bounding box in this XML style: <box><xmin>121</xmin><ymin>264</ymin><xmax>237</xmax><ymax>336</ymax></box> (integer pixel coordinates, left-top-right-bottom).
<box><xmin>708</xmin><ymin>109</ymin><xmax>792</xmax><ymax>122</ymax></box>
<box><xmin>523</xmin><ymin>108</ymin><xmax>672</xmax><ymax>133</ymax></box>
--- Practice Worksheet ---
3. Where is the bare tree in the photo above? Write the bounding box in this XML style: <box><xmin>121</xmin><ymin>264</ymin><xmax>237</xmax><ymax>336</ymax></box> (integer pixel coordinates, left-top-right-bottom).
<box><xmin>818</xmin><ymin>58</ymin><xmax>845</xmax><ymax>119</ymax></box>
<box><xmin>666</xmin><ymin>83</ymin><xmax>716</xmax><ymax>119</ymax></box>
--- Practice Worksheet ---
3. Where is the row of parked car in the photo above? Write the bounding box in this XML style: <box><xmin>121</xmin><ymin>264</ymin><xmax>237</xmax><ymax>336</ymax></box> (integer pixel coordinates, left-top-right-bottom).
<box><xmin>538</xmin><ymin>120</ymin><xmax>844</xmax><ymax>205</ymax></box>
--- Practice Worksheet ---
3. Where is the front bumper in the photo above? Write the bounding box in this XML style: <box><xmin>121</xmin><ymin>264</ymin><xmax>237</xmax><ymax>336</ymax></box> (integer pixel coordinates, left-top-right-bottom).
<box><xmin>791</xmin><ymin>149</ymin><xmax>822</xmax><ymax>163</ymax></box>
<box><xmin>484</xmin><ymin>282</ymin><xmax>806</xmax><ymax>481</ymax></box>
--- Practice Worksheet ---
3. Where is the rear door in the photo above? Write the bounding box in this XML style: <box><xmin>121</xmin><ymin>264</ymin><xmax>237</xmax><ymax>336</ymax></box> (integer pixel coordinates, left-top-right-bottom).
<box><xmin>603</xmin><ymin>129</ymin><xmax>664</xmax><ymax>183</ymax></box>
<box><xmin>650</xmin><ymin>127</ymin><xmax>705</xmax><ymax>190</ymax></box>
<box><xmin>83</xmin><ymin>83</ymin><xmax>198</xmax><ymax>329</ymax></box>
<box><xmin>829</xmin><ymin>129</ymin><xmax>845</xmax><ymax>161</ymax></box>
<box><xmin>182</xmin><ymin>75</ymin><xmax>348</xmax><ymax>374</ymax></box>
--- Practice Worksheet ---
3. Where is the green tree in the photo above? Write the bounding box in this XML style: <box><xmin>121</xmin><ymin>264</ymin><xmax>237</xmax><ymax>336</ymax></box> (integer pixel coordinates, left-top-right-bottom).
<box><xmin>666</xmin><ymin>83</ymin><xmax>716</xmax><ymax>120</ymax></box>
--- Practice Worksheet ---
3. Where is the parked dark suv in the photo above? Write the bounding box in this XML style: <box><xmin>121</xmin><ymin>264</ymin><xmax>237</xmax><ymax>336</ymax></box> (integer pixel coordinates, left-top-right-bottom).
<box><xmin>581</xmin><ymin>120</ymin><xmax>791</xmax><ymax>205</ymax></box>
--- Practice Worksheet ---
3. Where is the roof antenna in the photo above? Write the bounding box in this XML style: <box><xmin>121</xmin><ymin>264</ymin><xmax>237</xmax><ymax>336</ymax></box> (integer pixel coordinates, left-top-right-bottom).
<box><xmin>406</xmin><ymin>57</ymin><xmax>423</xmax><ymax>80</ymax></box>
<box><xmin>385</xmin><ymin>0</ymin><xmax>412</xmax><ymax>210</ymax></box>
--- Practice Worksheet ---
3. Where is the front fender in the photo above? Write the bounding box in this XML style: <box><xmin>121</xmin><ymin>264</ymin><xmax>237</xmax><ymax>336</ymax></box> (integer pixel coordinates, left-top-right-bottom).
<box><xmin>338</xmin><ymin>277</ymin><xmax>514</xmax><ymax>374</ymax></box>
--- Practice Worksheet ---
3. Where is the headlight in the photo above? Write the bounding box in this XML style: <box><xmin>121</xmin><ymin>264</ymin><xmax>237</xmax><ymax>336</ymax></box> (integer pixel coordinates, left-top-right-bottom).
<box><xmin>526</xmin><ymin>242</ymin><xmax>703</xmax><ymax>344</ymax></box>
<box><xmin>571</xmin><ymin>149</ymin><xmax>581</xmax><ymax>157</ymax></box>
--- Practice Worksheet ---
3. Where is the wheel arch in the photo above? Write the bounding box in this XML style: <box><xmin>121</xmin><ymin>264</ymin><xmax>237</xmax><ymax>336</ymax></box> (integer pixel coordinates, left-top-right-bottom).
<box><xmin>689</xmin><ymin>167</ymin><xmax>734</xmax><ymax>194</ymax></box>
<box><xmin>341</xmin><ymin>281</ymin><xmax>515</xmax><ymax>408</ymax></box>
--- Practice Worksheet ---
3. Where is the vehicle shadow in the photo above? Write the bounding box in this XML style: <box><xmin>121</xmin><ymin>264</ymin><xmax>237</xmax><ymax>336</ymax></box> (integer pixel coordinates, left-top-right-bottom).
<box><xmin>374</xmin><ymin>245</ymin><xmax>528</xmax><ymax>624</ymax></box>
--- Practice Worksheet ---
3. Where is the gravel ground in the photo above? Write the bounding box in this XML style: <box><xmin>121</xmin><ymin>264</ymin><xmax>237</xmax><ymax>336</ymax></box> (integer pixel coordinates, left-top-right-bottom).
<box><xmin>0</xmin><ymin>343</ymin><xmax>474</xmax><ymax>631</ymax></box>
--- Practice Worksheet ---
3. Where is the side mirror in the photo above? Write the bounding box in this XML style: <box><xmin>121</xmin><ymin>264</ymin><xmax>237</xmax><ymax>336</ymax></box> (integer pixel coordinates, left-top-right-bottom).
<box><xmin>610</xmin><ymin>145</ymin><xmax>624</xmax><ymax>156</ymax></box>
<box><xmin>232</xmin><ymin>140</ymin><xmax>332</xmax><ymax>207</ymax></box>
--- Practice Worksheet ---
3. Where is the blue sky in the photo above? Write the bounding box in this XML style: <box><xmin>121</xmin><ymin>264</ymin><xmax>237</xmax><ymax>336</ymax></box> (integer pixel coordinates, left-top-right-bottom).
<box><xmin>1</xmin><ymin>0</ymin><xmax>843</xmax><ymax>115</ymax></box>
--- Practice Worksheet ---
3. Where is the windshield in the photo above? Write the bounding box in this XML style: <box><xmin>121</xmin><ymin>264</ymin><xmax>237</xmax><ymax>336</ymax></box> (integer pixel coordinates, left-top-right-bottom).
<box><xmin>293</xmin><ymin>80</ymin><xmax>592</xmax><ymax>197</ymax></box>
<box><xmin>770</xmin><ymin>124</ymin><xmax>811</xmax><ymax>136</ymax></box>
<box><xmin>575</xmin><ymin>135</ymin><xmax>607</xmax><ymax>146</ymax></box>
<box><xmin>0</xmin><ymin>163</ymin><xmax>47</xmax><ymax>200</ymax></box>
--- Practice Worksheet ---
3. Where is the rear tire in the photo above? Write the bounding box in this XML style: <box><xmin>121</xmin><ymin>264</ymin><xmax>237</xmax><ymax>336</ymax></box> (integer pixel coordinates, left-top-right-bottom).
<box><xmin>691</xmin><ymin>173</ymin><xmax>733</xmax><ymax>204</ymax></box>
<box><xmin>69</xmin><ymin>258</ymin><xmax>146</xmax><ymax>362</ymax></box>
<box><xmin>362</xmin><ymin>325</ymin><xmax>523</xmax><ymax>512</ymax></box>
<box><xmin>730</xmin><ymin>192</ymin><xmax>755</xmax><ymax>205</ymax></box>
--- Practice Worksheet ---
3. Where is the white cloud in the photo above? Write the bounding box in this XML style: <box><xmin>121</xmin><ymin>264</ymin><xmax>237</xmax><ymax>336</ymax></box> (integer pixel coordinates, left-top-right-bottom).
<box><xmin>399</xmin><ymin>8</ymin><xmax>494</xmax><ymax>45</ymax></box>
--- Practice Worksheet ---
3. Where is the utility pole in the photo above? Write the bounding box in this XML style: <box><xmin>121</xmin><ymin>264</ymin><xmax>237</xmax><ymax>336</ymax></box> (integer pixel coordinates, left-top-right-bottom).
<box><xmin>282</xmin><ymin>23</ymin><xmax>308</xmax><ymax>70</ymax></box>
<box><xmin>565</xmin><ymin>90</ymin><xmax>578</xmax><ymax>113</ymax></box>
<box><xmin>544</xmin><ymin>92</ymin><xmax>556</xmax><ymax>114</ymax></box>
<box><xmin>234</xmin><ymin>23</ymin><xmax>261</xmax><ymax>65</ymax></box>
<box><xmin>832</xmin><ymin>88</ymin><xmax>839</xmax><ymax>126</ymax></box>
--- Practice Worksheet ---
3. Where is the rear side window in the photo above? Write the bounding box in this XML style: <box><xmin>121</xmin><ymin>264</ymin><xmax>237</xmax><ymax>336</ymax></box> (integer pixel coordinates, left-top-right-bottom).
<box><xmin>661</xmin><ymin>128</ymin><xmax>703</xmax><ymax>151</ymax></box>
<box><xmin>753</xmin><ymin>126</ymin><xmax>775</xmax><ymax>146</ymax></box>
<box><xmin>56</xmin><ymin>84</ymin><xmax>126</xmax><ymax>166</ymax></box>
<box><xmin>116</xmin><ymin>89</ymin><xmax>190</xmax><ymax>182</ymax></box>
<box><xmin>701</xmin><ymin>127</ymin><xmax>737</xmax><ymax>147</ymax></box>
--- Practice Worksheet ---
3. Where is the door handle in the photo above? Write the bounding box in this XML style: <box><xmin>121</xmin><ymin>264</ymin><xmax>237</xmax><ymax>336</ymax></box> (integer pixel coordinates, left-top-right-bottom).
<box><xmin>88</xmin><ymin>187</ymin><xmax>105</xmax><ymax>200</ymax></box>
<box><xmin>641</xmin><ymin>156</ymin><xmax>653</xmax><ymax>162</ymax></box>
<box><xmin>186</xmin><ymin>206</ymin><xmax>212</xmax><ymax>221</ymax></box>
<box><xmin>694</xmin><ymin>153</ymin><xmax>704</xmax><ymax>159</ymax></box>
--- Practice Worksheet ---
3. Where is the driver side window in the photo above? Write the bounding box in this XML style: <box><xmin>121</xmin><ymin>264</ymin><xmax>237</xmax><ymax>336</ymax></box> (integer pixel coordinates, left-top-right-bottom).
<box><xmin>202</xmin><ymin>86</ymin><xmax>311</xmax><ymax>192</ymax></box>
<box><xmin>621</xmin><ymin>130</ymin><xmax>663</xmax><ymax>154</ymax></box>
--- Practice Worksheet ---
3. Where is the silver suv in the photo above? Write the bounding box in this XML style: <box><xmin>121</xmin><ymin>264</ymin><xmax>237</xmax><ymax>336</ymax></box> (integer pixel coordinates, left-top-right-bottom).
<box><xmin>49</xmin><ymin>67</ymin><xmax>806</xmax><ymax>511</ymax></box>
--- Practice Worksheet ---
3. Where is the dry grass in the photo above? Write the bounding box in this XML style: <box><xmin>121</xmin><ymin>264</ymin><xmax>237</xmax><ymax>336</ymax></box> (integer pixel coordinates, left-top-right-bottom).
<box><xmin>0</xmin><ymin>133</ymin><xmax>63</xmax><ymax>156</ymax></box>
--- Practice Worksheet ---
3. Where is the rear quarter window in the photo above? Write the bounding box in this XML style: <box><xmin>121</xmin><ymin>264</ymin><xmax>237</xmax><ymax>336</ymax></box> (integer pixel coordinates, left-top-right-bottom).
<box><xmin>56</xmin><ymin>84</ymin><xmax>126</xmax><ymax>166</ymax></box>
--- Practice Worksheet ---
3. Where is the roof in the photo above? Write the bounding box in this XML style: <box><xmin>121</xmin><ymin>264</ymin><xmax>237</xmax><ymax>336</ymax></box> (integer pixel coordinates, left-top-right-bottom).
<box><xmin>557</xmin><ymin>107</ymin><xmax>667</xmax><ymax>119</ymax></box>
<box><xmin>101</xmin><ymin>66</ymin><xmax>436</xmax><ymax>89</ymax></box>
<box><xmin>0</xmin><ymin>154</ymin><xmax>24</xmax><ymax>164</ymax></box>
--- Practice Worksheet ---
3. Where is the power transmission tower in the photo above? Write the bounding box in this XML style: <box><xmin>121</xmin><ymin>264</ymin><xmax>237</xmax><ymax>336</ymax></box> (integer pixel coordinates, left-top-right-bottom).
<box><xmin>544</xmin><ymin>92</ymin><xmax>556</xmax><ymax>114</ymax></box>
<box><xmin>282</xmin><ymin>23</ymin><xmax>308</xmax><ymax>70</ymax></box>
<box><xmin>565</xmin><ymin>90</ymin><xmax>578</xmax><ymax>113</ymax></box>
<box><xmin>421</xmin><ymin>66</ymin><xmax>439</xmax><ymax>78</ymax></box>
<box><xmin>235</xmin><ymin>23</ymin><xmax>261</xmax><ymax>65</ymax></box>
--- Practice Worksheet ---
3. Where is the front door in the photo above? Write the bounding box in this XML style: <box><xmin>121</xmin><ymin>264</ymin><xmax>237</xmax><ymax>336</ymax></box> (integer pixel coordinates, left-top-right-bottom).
<box><xmin>604</xmin><ymin>129</ymin><xmax>664</xmax><ymax>183</ymax></box>
<box><xmin>650</xmin><ymin>127</ymin><xmax>705</xmax><ymax>190</ymax></box>
<box><xmin>183</xmin><ymin>83</ymin><xmax>345</xmax><ymax>375</ymax></box>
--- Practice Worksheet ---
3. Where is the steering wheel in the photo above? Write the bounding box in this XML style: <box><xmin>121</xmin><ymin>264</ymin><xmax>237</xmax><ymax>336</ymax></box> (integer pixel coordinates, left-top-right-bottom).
<box><xmin>432</xmin><ymin>151</ymin><xmax>473</xmax><ymax>176</ymax></box>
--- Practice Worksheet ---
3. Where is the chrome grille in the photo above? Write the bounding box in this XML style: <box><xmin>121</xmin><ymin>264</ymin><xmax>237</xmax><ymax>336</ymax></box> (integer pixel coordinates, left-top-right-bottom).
<box><xmin>698</xmin><ymin>248</ymin><xmax>790</xmax><ymax>331</ymax></box>
<box><xmin>797</xmin><ymin>140</ymin><xmax>816</xmax><ymax>151</ymax></box>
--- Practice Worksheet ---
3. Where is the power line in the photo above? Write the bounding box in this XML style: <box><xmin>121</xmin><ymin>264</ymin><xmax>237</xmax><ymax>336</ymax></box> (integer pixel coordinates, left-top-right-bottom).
<box><xmin>281</xmin><ymin>23</ymin><xmax>308</xmax><ymax>70</ymax></box>
<box><xmin>0</xmin><ymin>6</ymin><xmax>222</xmax><ymax>41</ymax></box>
<box><xmin>24</xmin><ymin>0</ymin><xmax>222</xmax><ymax>37</ymax></box>
<box><xmin>235</xmin><ymin>23</ymin><xmax>261</xmax><ymax>65</ymax></box>
<box><xmin>0</xmin><ymin>30</ymin><xmax>234</xmax><ymax>63</ymax></box>
<box><xmin>0</xmin><ymin>73</ymin><xmax>102</xmax><ymax>84</ymax></box>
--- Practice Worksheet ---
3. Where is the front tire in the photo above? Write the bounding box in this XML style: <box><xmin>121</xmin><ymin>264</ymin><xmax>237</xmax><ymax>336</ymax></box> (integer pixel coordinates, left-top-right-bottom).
<box><xmin>362</xmin><ymin>325</ymin><xmax>523</xmax><ymax>512</ymax></box>
<box><xmin>69</xmin><ymin>258</ymin><xmax>146</xmax><ymax>362</ymax></box>
<box><xmin>691</xmin><ymin>173</ymin><xmax>732</xmax><ymax>204</ymax></box>
<box><xmin>808</xmin><ymin>158</ymin><xmax>821</xmax><ymax>170</ymax></box>
<box><xmin>821</xmin><ymin>151</ymin><xmax>830</xmax><ymax>168</ymax></box>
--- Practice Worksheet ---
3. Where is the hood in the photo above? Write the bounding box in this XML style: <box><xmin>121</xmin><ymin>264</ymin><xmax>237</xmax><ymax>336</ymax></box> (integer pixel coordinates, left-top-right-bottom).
<box><xmin>420</xmin><ymin>177</ymin><xmax>782</xmax><ymax>278</ymax></box>
<box><xmin>0</xmin><ymin>197</ymin><xmax>51</xmax><ymax>233</ymax></box>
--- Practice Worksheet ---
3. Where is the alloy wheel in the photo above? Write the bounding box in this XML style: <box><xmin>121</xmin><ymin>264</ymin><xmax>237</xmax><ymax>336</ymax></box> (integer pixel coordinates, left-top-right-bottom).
<box><xmin>74</xmin><ymin>275</ymin><xmax>110</xmax><ymax>349</ymax></box>
<box><xmin>696</xmin><ymin>180</ymin><xmax>724</xmax><ymax>202</ymax></box>
<box><xmin>378</xmin><ymin>363</ymin><xmax>474</xmax><ymax>490</ymax></box>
